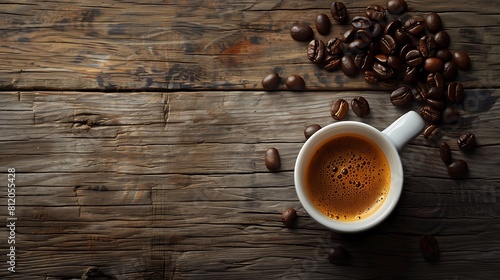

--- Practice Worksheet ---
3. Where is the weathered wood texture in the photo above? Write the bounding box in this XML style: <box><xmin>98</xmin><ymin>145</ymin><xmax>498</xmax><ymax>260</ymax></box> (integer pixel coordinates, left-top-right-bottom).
<box><xmin>0</xmin><ymin>0</ymin><xmax>498</xmax><ymax>90</ymax></box>
<box><xmin>0</xmin><ymin>89</ymin><xmax>499</xmax><ymax>279</ymax></box>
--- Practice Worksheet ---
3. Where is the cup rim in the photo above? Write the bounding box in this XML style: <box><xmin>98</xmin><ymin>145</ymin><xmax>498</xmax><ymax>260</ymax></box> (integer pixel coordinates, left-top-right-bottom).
<box><xmin>294</xmin><ymin>121</ymin><xmax>404</xmax><ymax>233</ymax></box>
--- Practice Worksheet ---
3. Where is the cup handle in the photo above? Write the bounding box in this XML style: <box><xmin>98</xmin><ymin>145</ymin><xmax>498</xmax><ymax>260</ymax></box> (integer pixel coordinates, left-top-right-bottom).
<box><xmin>382</xmin><ymin>111</ymin><xmax>425</xmax><ymax>153</ymax></box>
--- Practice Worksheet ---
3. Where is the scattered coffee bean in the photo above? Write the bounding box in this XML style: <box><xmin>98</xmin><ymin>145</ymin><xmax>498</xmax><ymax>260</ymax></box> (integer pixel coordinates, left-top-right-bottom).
<box><xmin>341</xmin><ymin>55</ymin><xmax>359</xmax><ymax>77</ymax></box>
<box><xmin>304</xmin><ymin>124</ymin><xmax>322</xmax><ymax>139</ymax></box>
<box><xmin>281</xmin><ymin>208</ymin><xmax>297</xmax><ymax>227</ymax></box>
<box><xmin>403</xmin><ymin>66</ymin><xmax>419</xmax><ymax>84</ymax></box>
<box><xmin>439</xmin><ymin>142</ymin><xmax>452</xmax><ymax>165</ymax></box>
<box><xmin>364</xmin><ymin>70</ymin><xmax>379</xmax><ymax>84</ymax></box>
<box><xmin>380</xmin><ymin>35</ymin><xmax>397</xmax><ymax>56</ymax></box>
<box><xmin>434</xmin><ymin>31</ymin><xmax>450</xmax><ymax>49</ymax></box>
<box><xmin>390</xmin><ymin>86</ymin><xmax>412</xmax><ymax>106</ymax></box>
<box><xmin>420</xmin><ymin>235</ymin><xmax>440</xmax><ymax>262</ymax></box>
<box><xmin>265</xmin><ymin>147</ymin><xmax>281</xmax><ymax>171</ymax></box>
<box><xmin>328</xmin><ymin>246</ymin><xmax>350</xmax><ymax>265</ymax></box>
<box><xmin>453</xmin><ymin>50</ymin><xmax>471</xmax><ymax>71</ymax></box>
<box><xmin>442</xmin><ymin>61</ymin><xmax>458</xmax><ymax>81</ymax></box>
<box><xmin>427</xmin><ymin>73</ymin><xmax>445</xmax><ymax>97</ymax></box>
<box><xmin>419</xmin><ymin>106</ymin><xmax>441</xmax><ymax>123</ymax></box>
<box><xmin>290</xmin><ymin>24</ymin><xmax>314</xmax><ymax>42</ymax></box>
<box><xmin>330</xmin><ymin>2</ymin><xmax>348</xmax><ymax>23</ymax></box>
<box><xmin>315</xmin><ymin>14</ymin><xmax>331</xmax><ymax>35</ymax></box>
<box><xmin>404</xmin><ymin>17</ymin><xmax>425</xmax><ymax>35</ymax></box>
<box><xmin>447</xmin><ymin>159</ymin><xmax>469</xmax><ymax>179</ymax></box>
<box><xmin>326</xmin><ymin>38</ymin><xmax>343</xmax><ymax>56</ymax></box>
<box><xmin>372</xmin><ymin>61</ymin><xmax>394</xmax><ymax>79</ymax></box>
<box><xmin>352</xmin><ymin>16</ymin><xmax>371</xmax><ymax>30</ymax></box>
<box><xmin>424</xmin><ymin>12</ymin><xmax>443</xmax><ymax>33</ymax></box>
<box><xmin>261</xmin><ymin>72</ymin><xmax>281</xmax><ymax>91</ymax></box>
<box><xmin>366</xmin><ymin>4</ymin><xmax>385</xmax><ymax>21</ymax></box>
<box><xmin>324</xmin><ymin>55</ymin><xmax>342</xmax><ymax>70</ymax></box>
<box><xmin>307</xmin><ymin>39</ymin><xmax>326</xmax><ymax>64</ymax></box>
<box><xmin>285</xmin><ymin>75</ymin><xmax>305</xmax><ymax>91</ymax></box>
<box><xmin>424</xmin><ymin>58</ymin><xmax>444</xmax><ymax>73</ymax></box>
<box><xmin>447</xmin><ymin>82</ymin><xmax>464</xmax><ymax>103</ymax></box>
<box><xmin>414</xmin><ymin>82</ymin><xmax>429</xmax><ymax>101</ymax></box>
<box><xmin>457</xmin><ymin>132</ymin><xmax>476</xmax><ymax>151</ymax></box>
<box><xmin>331</xmin><ymin>99</ymin><xmax>349</xmax><ymax>121</ymax></box>
<box><xmin>351</xmin><ymin>96</ymin><xmax>370</xmax><ymax>117</ymax></box>
<box><xmin>406</xmin><ymin>49</ymin><xmax>423</xmax><ymax>67</ymax></box>
<box><xmin>423</xmin><ymin>125</ymin><xmax>441</xmax><ymax>141</ymax></box>
<box><xmin>387</xmin><ymin>55</ymin><xmax>403</xmax><ymax>70</ymax></box>
<box><xmin>435</xmin><ymin>49</ymin><xmax>452</xmax><ymax>62</ymax></box>
<box><xmin>426</xmin><ymin>98</ymin><xmax>446</xmax><ymax>111</ymax></box>
<box><xmin>419</xmin><ymin>35</ymin><xmax>437</xmax><ymax>58</ymax></box>
<box><xmin>442</xmin><ymin>105</ymin><xmax>460</xmax><ymax>124</ymax></box>
<box><xmin>386</xmin><ymin>0</ymin><xmax>407</xmax><ymax>15</ymax></box>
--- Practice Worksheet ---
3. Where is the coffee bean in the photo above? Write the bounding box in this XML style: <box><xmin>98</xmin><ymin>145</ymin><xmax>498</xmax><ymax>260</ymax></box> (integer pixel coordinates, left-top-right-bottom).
<box><xmin>453</xmin><ymin>50</ymin><xmax>471</xmax><ymax>71</ymax></box>
<box><xmin>290</xmin><ymin>24</ymin><xmax>314</xmax><ymax>42</ymax></box>
<box><xmin>447</xmin><ymin>82</ymin><xmax>464</xmax><ymax>103</ymax></box>
<box><xmin>425</xmin><ymin>12</ymin><xmax>443</xmax><ymax>33</ymax></box>
<box><xmin>307</xmin><ymin>39</ymin><xmax>326</xmax><ymax>64</ymax></box>
<box><xmin>399</xmin><ymin>44</ymin><xmax>414</xmax><ymax>61</ymax></box>
<box><xmin>387</xmin><ymin>55</ymin><xmax>403</xmax><ymax>70</ymax></box>
<box><xmin>419</xmin><ymin>106</ymin><xmax>441</xmax><ymax>123</ymax></box>
<box><xmin>419</xmin><ymin>35</ymin><xmax>437</xmax><ymax>58</ymax></box>
<box><xmin>331</xmin><ymin>99</ymin><xmax>349</xmax><ymax>121</ymax></box>
<box><xmin>380</xmin><ymin>35</ymin><xmax>397</xmax><ymax>56</ymax></box>
<box><xmin>324</xmin><ymin>55</ymin><xmax>342</xmax><ymax>70</ymax></box>
<box><xmin>458</xmin><ymin>132</ymin><xmax>476</xmax><ymax>151</ymax></box>
<box><xmin>434</xmin><ymin>31</ymin><xmax>450</xmax><ymax>49</ymax></box>
<box><xmin>367</xmin><ymin>22</ymin><xmax>383</xmax><ymax>38</ymax></box>
<box><xmin>391</xmin><ymin>86</ymin><xmax>413</xmax><ymax>106</ymax></box>
<box><xmin>326</xmin><ymin>38</ymin><xmax>343</xmax><ymax>56</ymax></box>
<box><xmin>435</xmin><ymin>49</ymin><xmax>452</xmax><ymax>63</ymax></box>
<box><xmin>328</xmin><ymin>246</ymin><xmax>350</xmax><ymax>265</ymax></box>
<box><xmin>423</xmin><ymin>124</ymin><xmax>442</xmax><ymax>141</ymax></box>
<box><xmin>351</xmin><ymin>96</ymin><xmax>370</xmax><ymax>117</ymax></box>
<box><xmin>341</xmin><ymin>55</ymin><xmax>359</xmax><ymax>77</ymax></box>
<box><xmin>265</xmin><ymin>147</ymin><xmax>281</xmax><ymax>171</ymax></box>
<box><xmin>364</xmin><ymin>70</ymin><xmax>379</xmax><ymax>84</ymax></box>
<box><xmin>285</xmin><ymin>75</ymin><xmax>306</xmax><ymax>91</ymax></box>
<box><xmin>439</xmin><ymin>142</ymin><xmax>452</xmax><ymax>165</ymax></box>
<box><xmin>405</xmin><ymin>49</ymin><xmax>423</xmax><ymax>67</ymax></box>
<box><xmin>348</xmin><ymin>38</ymin><xmax>370</xmax><ymax>51</ymax></box>
<box><xmin>403</xmin><ymin>66</ymin><xmax>419</xmax><ymax>84</ymax></box>
<box><xmin>352</xmin><ymin>16</ymin><xmax>371</xmax><ymax>30</ymax></box>
<box><xmin>354</xmin><ymin>52</ymin><xmax>373</xmax><ymax>71</ymax></box>
<box><xmin>373</xmin><ymin>62</ymin><xmax>394</xmax><ymax>80</ymax></box>
<box><xmin>426</xmin><ymin>98</ymin><xmax>446</xmax><ymax>111</ymax></box>
<box><xmin>281</xmin><ymin>208</ymin><xmax>297</xmax><ymax>227</ymax></box>
<box><xmin>414</xmin><ymin>82</ymin><xmax>429</xmax><ymax>102</ymax></box>
<box><xmin>442</xmin><ymin>61</ymin><xmax>458</xmax><ymax>81</ymax></box>
<box><xmin>424</xmin><ymin>57</ymin><xmax>444</xmax><ymax>73</ymax></box>
<box><xmin>375</xmin><ymin>54</ymin><xmax>388</xmax><ymax>64</ymax></box>
<box><xmin>315</xmin><ymin>14</ymin><xmax>331</xmax><ymax>35</ymax></box>
<box><xmin>330</xmin><ymin>2</ymin><xmax>348</xmax><ymax>23</ymax></box>
<box><xmin>304</xmin><ymin>124</ymin><xmax>322</xmax><ymax>139</ymax></box>
<box><xmin>394</xmin><ymin>27</ymin><xmax>412</xmax><ymax>45</ymax></box>
<box><xmin>261</xmin><ymin>72</ymin><xmax>281</xmax><ymax>91</ymax></box>
<box><xmin>342</xmin><ymin>29</ymin><xmax>357</xmax><ymax>44</ymax></box>
<box><xmin>385</xmin><ymin>19</ymin><xmax>403</xmax><ymax>36</ymax></box>
<box><xmin>442</xmin><ymin>105</ymin><xmax>460</xmax><ymax>124</ymax></box>
<box><xmin>366</xmin><ymin>4</ymin><xmax>385</xmax><ymax>21</ymax></box>
<box><xmin>387</xmin><ymin>0</ymin><xmax>407</xmax><ymax>15</ymax></box>
<box><xmin>420</xmin><ymin>235</ymin><xmax>440</xmax><ymax>262</ymax></box>
<box><xmin>427</xmin><ymin>73</ymin><xmax>444</xmax><ymax>93</ymax></box>
<box><xmin>447</xmin><ymin>159</ymin><xmax>469</xmax><ymax>179</ymax></box>
<box><xmin>404</xmin><ymin>17</ymin><xmax>425</xmax><ymax>35</ymax></box>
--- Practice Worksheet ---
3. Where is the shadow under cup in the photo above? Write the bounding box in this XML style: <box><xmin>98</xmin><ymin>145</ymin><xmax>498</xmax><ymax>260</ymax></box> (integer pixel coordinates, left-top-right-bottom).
<box><xmin>294</xmin><ymin>122</ymin><xmax>404</xmax><ymax>233</ymax></box>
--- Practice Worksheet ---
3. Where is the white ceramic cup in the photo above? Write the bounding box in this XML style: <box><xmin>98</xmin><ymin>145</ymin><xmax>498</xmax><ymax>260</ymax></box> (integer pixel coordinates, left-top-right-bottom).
<box><xmin>294</xmin><ymin>111</ymin><xmax>425</xmax><ymax>233</ymax></box>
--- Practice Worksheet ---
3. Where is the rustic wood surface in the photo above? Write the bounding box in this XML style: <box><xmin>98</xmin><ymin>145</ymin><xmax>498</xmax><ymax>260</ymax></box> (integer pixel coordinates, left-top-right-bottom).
<box><xmin>0</xmin><ymin>0</ymin><xmax>499</xmax><ymax>279</ymax></box>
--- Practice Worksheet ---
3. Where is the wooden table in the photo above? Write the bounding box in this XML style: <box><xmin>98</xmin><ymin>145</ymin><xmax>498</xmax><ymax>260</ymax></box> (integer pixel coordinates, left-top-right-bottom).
<box><xmin>0</xmin><ymin>1</ymin><xmax>499</xmax><ymax>279</ymax></box>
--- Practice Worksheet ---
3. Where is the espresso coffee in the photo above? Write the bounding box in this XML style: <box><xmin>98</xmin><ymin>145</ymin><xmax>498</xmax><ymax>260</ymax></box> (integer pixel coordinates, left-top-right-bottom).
<box><xmin>306</xmin><ymin>134</ymin><xmax>390</xmax><ymax>222</ymax></box>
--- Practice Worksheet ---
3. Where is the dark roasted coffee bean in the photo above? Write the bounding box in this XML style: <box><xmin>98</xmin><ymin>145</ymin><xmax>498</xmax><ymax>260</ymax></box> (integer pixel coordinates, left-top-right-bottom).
<box><xmin>356</xmin><ymin>29</ymin><xmax>372</xmax><ymax>42</ymax></box>
<box><xmin>447</xmin><ymin>82</ymin><xmax>464</xmax><ymax>103</ymax></box>
<box><xmin>285</xmin><ymin>75</ymin><xmax>306</xmax><ymax>91</ymax></box>
<box><xmin>387</xmin><ymin>0</ymin><xmax>407</xmax><ymax>15</ymax></box>
<box><xmin>367</xmin><ymin>22</ymin><xmax>383</xmax><ymax>38</ymax></box>
<box><xmin>427</xmin><ymin>73</ymin><xmax>444</xmax><ymax>92</ymax></box>
<box><xmin>328</xmin><ymin>246</ymin><xmax>350</xmax><ymax>265</ymax></box>
<box><xmin>419</xmin><ymin>35</ymin><xmax>437</xmax><ymax>58</ymax></box>
<box><xmin>351</xmin><ymin>96</ymin><xmax>370</xmax><ymax>117</ymax></box>
<box><xmin>326</xmin><ymin>38</ymin><xmax>343</xmax><ymax>56</ymax></box>
<box><xmin>331</xmin><ymin>99</ymin><xmax>349</xmax><ymax>120</ymax></box>
<box><xmin>435</xmin><ymin>49</ymin><xmax>452</xmax><ymax>62</ymax></box>
<box><xmin>425</xmin><ymin>12</ymin><xmax>443</xmax><ymax>34</ymax></box>
<box><xmin>399</xmin><ymin>44</ymin><xmax>414</xmax><ymax>61</ymax></box>
<box><xmin>372</xmin><ymin>62</ymin><xmax>394</xmax><ymax>80</ymax></box>
<box><xmin>439</xmin><ymin>142</ymin><xmax>452</xmax><ymax>164</ymax></box>
<box><xmin>426</xmin><ymin>98</ymin><xmax>446</xmax><ymax>111</ymax></box>
<box><xmin>453</xmin><ymin>50</ymin><xmax>471</xmax><ymax>71</ymax></box>
<box><xmin>352</xmin><ymin>16</ymin><xmax>371</xmax><ymax>30</ymax></box>
<box><xmin>364</xmin><ymin>70</ymin><xmax>379</xmax><ymax>84</ymax></box>
<box><xmin>366</xmin><ymin>4</ymin><xmax>385</xmax><ymax>21</ymax></box>
<box><xmin>428</xmin><ymin>86</ymin><xmax>445</xmax><ymax>100</ymax></box>
<box><xmin>423</xmin><ymin>125</ymin><xmax>442</xmax><ymax>141</ymax></box>
<box><xmin>442</xmin><ymin>61</ymin><xmax>458</xmax><ymax>81</ymax></box>
<box><xmin>261</xmin><ymin>72</ymin><xmax>281</xmax><ymax>91</ymax></box>
<box><xmin>315</xmin><ymin>14</ymin><xmax>331</xmax><ymax>35</ymax></box>
<box><xmin>420</xmin><ymin>235</ymin><xmax>440</xmax><ymax>262</ymax></box>
<box><xmin>341</xmin><ymin>55</ymin><xmax>359</xmax><ymax>77</ymax></box>
<box><xmin>265</xmin><ymin>147</ymin><xmax>281</xmax><ymax>171</ymax></box>
<box><xmin>394</xmin><ymin>27</ymin><xmax>412</xmax><ymax>45</ymax></box>
<box><xmin>342</xmin><ymin>29</ymin><xmax>357</xmax><ymax>44</ymax></box>
<box><xmin>424</xmin><ymin>57</ymin><xmax>444</xmax><ymax>72</ymax></box>
<box><xmin>419</xmin><ymin>106</ymin><xmax>441</xmax><ymax>123</ymax></box>
<box><xmin>414</xmin><ymin>82</ymin><xmax>429</xmax><ymax>101</ymax></box>
<box><xmin>331</xmin><ymin>2</ymin><xmax>348</xmax><ymax>23</ymax></box>
<box><xmin>434</xmin><ymin>31</ymin><xmax>450</xmax><ymax>49</ymax></box>
<box><xmin>290</xmin><ymin>25</ymin><xmax>314</xmax><ymax>42</ymax></box>
<box><xmin>380</xmin><ymin>35</ymin><xmax>397</xmax><ymax>56</ymax></box>
<box><xmin>355</xmin><ymin>52</ymin><xmax>373</xmax><ymax>71</ymax></box>
<box><xmin>403</xmin><ymin>66</ymin><xmax>419</xmax><ymax>84</ymax></box>
<box><xmin>404</xmin><ymin>17</ymin><xmax>425</xmax><ymax>35</ymax></box>
<box><xmin>324</xmin><ymin>55</ymin><xmax>342</xmax><ymax>70</ymax></box>
<box><xmin>387</xmin><ymin>55</ymin><xmax>403</xmax><ymax>70</ymax></box>
<box><xmin>307</xmin><ymin>39</ymin><xmax>326</xmax><ymax>64</ymax></box>
<box><xmin>447</xmin><ymin>159</ymin><xmax>469</xmax><ymax>179</ymax></box>
<box><xmin>304</xmin><ymin>124</ymin><xmax>322</xmax><ymax>139</ymax></box>
<box><xmin>385</xmin><ymin>19</ymin><xmax>403</xmax><ymax>36</ymax></box>
<box><xmin>281</xmin><ymin>208</ymin><xmax>297</xmax><ymax>227</ymax></box>
<box><xmin>406</xmin><ymin>49</ymin><xmax>423</xmax><ymax>66</ymax></box>
<box><xmin>391</xmin><ymin>86</ymin><xmax>412</xmax><ymax>106</ymax></box>
<box><xmin>442</xmin><ymin>106</ymin><xmax>460</xmax><ymax>124</ymax></box>
<box><xmin>374</xmin><ymin>54</ymin><xmax>388</xmax><ymax>64</ymax></box>
<box><xmin>369</xmin><ymin>41</ymin><xmax>381</xmax><ymax>54</ymax></box>
<box><xmin>348</xmin><ymin>38</ymin><xmax>370</xmax><ymax>51</ymax></box>
<box><xmin>458</xmin><ymin>132</ymin><xmax>476</xmax><ymax>151</ymax></box>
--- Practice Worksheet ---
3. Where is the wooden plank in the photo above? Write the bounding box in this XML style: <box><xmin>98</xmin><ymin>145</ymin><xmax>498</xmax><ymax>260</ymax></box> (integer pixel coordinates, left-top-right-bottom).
<box><xmin>0</xmin><ymin>0</ymin><xmax>498</xmax><ymax>90</ymax></box>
